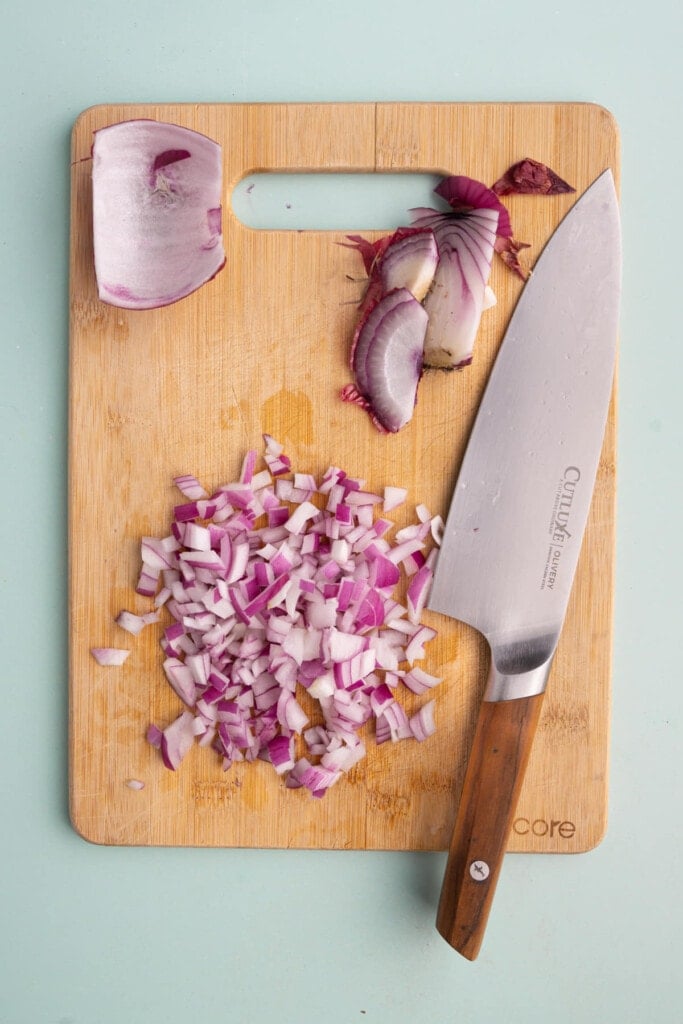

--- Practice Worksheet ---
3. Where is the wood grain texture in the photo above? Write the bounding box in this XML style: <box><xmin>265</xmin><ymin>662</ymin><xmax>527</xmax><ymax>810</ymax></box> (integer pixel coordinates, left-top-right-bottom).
<box><xmin>436</xmin><ymin>694</ymin><xmax>545</xmax><ymax>959</ymax></box>
<box><xmin>68</xmin><ymin>102</ymin><xmax>619</xmax><ymax>849</ymax></box>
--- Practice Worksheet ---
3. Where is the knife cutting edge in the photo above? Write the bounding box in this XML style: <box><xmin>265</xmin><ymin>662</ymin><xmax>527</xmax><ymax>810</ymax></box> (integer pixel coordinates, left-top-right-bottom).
<box><xmin>427</xmin><ymin>169</ymin><xmax>622</xmax><ymax>960</ymax></box>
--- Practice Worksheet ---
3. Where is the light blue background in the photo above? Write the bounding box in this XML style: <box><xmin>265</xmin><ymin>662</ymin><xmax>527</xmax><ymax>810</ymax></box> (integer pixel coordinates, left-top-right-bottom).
<box><xmin>1</xmin><ymin>1</ymin><xmax>679</xmax><ymax>1021</ymax></box>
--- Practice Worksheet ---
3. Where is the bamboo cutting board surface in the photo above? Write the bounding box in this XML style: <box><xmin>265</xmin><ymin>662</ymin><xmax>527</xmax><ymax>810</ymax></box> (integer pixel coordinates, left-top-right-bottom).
<box><xmin>69</xmin><ymin>102</ymin><xmax>619</xmax><ymax>851</ymax></box>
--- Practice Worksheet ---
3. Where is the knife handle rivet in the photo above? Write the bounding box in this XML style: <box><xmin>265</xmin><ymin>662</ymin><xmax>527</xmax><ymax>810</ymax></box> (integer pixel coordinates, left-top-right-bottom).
<box><xmin>469</xmin><ymin>860</ymin><xmax>490</xmax><ymax>882</ymax></box>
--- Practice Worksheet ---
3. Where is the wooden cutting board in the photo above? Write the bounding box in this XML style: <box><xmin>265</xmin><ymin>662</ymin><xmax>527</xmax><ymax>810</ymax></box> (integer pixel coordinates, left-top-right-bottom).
<box><xmin>69</xmin><ymin>102</ymin><xmax>619</xmax><ymax>851</ymax></box>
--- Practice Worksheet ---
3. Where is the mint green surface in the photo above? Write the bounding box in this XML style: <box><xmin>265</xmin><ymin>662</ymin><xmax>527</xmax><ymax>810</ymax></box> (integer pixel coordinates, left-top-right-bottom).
<box><xmin>1</xmin><ymin>1</ymin><xmax>680</xmax><ymax>1021</ymax></box>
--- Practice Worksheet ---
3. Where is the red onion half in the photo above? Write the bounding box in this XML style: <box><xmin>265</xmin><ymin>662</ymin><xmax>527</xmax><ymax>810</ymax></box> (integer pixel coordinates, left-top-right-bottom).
<box><xmin>92</xmin><ymin>120</ymin><xmax>225</xmax><ymax>309</ymax></box>
<box><xmin>120</xmin><ymin>439</ymin><xmax>442</xmax><ymax>797</ymax></box>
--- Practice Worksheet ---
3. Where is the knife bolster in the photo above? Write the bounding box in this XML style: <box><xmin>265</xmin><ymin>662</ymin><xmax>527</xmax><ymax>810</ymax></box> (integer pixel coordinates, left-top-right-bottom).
<box><xmin>484</xmin><ymin>645</ymin><xmax>555</xmax><ymax>701</ymax></box>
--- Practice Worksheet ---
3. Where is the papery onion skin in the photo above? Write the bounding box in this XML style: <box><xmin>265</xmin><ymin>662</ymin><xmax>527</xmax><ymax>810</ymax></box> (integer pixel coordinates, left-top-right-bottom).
<box><xmin>92</xmin><ymin>119</ymin><xmax>225</xmax><ymax>310</ymax></box>
<box><xmin>492</xmin><ymin>158</ymin><xmax>575</xmax><ymax>197</ymax></box>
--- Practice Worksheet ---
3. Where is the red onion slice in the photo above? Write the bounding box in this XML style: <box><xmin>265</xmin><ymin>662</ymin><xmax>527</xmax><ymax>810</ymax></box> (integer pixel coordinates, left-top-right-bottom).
<box><xmin>92</xmin><ymin>119</ymin><xmax>225</xmax><ymax>310</ymax></box>
<box><xmin>351</xmin><ymin>288</ymin><xmax>411</xmax><ymax>398</ymax></box>
<box><xmin>349</xmin><ymin>289</ymin><xmax>428</xmax><ymax>433</ymax></box>
<box><xmin>379</xmin><ymin>228</ymin><xmax>438</xmax><ymax>301</ymax></box>
<box><xmin>411</xmin><ymin>208</ymin><xmax>499</xmax><ymax>368</ymax></box>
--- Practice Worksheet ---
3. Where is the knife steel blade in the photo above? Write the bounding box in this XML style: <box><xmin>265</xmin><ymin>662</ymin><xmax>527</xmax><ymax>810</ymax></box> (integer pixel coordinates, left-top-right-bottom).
<box><xmin>427</xmin><ymin>169</ymin><xmax>621</xmax><ymax>959</ymax></box>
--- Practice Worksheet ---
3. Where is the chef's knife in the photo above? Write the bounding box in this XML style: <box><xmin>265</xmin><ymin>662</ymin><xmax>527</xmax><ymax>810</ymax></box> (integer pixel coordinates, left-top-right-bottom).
<box><xmin>428</xmin><ymin>169</ymin><xmax>621</xmax><ymax>960</ymax></box>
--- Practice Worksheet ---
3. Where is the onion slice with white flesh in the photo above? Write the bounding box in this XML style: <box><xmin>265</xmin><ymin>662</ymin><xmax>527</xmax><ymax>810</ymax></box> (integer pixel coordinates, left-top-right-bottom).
<box><xmin>379</xmin><ymin>228</ymin><xmax>439</xmax><ymax>302</ymax></box>
<box><xmin>410</xmin><ymin>207</ymin><xmax>499</xmax><ymax>369</ymax></box>
<box><xmin>92</xmin><ymin>119</ymin><xmax>225</xmax><ymax>310</ymax></box>
<box><xmin>107</xmin><ymin>439</ymin><xmax>442</xmax><ymax>796</ymax></box>
<box><xmin>346</xmin><ymin>288</ymin><xmax>428</xmax><ymax>433</ymax></box>
<box><xmin>341</xmin><ymin>173</ymin><xmax>536</xmax><ymax>429</ymax></box>
<box><xmin>360</xmin><ymin>291</ymin><xmax>428</xmax><ymax>433</ymax></box>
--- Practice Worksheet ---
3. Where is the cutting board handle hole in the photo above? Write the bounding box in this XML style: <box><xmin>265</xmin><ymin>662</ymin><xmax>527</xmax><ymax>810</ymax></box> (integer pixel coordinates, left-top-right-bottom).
<box><xmin>231</xmin><ymin>172</ymin><xmax>443</xmax><ymax>231</ymax></box>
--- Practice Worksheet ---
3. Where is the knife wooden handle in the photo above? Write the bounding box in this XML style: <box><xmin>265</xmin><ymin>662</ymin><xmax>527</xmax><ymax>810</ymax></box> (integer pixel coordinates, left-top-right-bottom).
<box><xmin>436</xmin><ymin>692</ymin><xmax>545</xmax><ymax>960</ymax></box>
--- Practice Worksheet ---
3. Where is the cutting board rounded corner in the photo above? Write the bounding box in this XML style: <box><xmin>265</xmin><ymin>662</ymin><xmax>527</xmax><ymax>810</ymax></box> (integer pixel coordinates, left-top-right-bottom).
<box><xmin>68</xmin><ymin>798</ymin><xmax>109</xmax><ymax>847</ymax></box>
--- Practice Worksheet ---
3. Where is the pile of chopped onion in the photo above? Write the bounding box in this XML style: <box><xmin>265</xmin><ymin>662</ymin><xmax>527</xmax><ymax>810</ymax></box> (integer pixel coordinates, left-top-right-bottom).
<box><xmin>97</xmin><ymin>437</ymin><xmax>443</xmax><ymax>797</ymax></box>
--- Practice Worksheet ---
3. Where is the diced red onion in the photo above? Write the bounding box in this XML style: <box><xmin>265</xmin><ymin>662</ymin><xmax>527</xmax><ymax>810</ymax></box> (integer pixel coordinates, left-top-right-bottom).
<box><xmin>401</xmin><ymin>666</ymin><xmax>443</xmax><ymax>695</ymax></box>
<box><xmin>90</xmin><ymin>647</ymin><xmax>130</xmax><ymax>666</ymax></box>
<box><xmin>267</xmin><ymin>735</ymin><xmax>295</xmax><ymax>775</ymax></box>
<box><xmin>404</xmin><ymin>625</ymin><xmax>437</xmax><ymax>664</ymax></box>
<box><xmin>410</xmin><ymin>699</ymin><xmax>436</xmax><ymax>741</ymax></box>
<box><xmin>160</xmin><ymin>710</ymin><xmax>196</xmax><ymax>770</ymax></box>
<box><xmin>115</xmin><ymin>609</ymin><xmax>160</xmax><ymax>635</ymax></box>
<box><xmin>173</xmin><ymin>474</ymin><xmax>208</xmax><ymax>500</ymax></box>
<box><xmin>407</xmin><ymin>563</ymin><xmax>433</xmax><ymax>624</ymax></box>
<box><xmin>126</xmin><ymin>779</ymin><xmax>145</xmax><ymax>790</ymax></box>
<box><xmin>383</xmin><ymin>486</ymin><xmax>407</xmax><ymax>512</ymax></box>
<box><xmin>146</xmin><ymin>723</ymin><xmax>163</xmax><ymax>748</ymax></box>
<box><xmin>114</xmin><ymin>439</ymin><xmax>441</xmax><ymax>793</ymax></box>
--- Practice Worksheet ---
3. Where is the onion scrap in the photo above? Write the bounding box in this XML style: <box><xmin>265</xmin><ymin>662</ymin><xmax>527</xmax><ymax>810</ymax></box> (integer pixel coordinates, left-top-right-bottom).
<box><xmin>90</xmin><ymin>647</ymin><xmax>130</xmax><ymax>666</ymax></box>
<box><xmin>106</xmin><ymin>438</ymin><xmax>443</xmax><ymax>798</ymax></box>
<box><xmin>341</xmin><ymin>162</ymin><xmax>574</xmax><ymax>431</ymax></box>
<box><xmin>492</xmin><ymin>158</ymin><xmax>575</xmax><ymax>197</ymax></box>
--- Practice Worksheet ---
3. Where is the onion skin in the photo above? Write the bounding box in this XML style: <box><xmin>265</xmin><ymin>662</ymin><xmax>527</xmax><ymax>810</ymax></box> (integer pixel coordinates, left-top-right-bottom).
<box><xmin>92</xmin><ymin>119</ymin><xmax>225</xmax><ymax>310</ymax></box>
<box><xmin>492</xmin><ymin>158</ymin><xmax>575</xmax><ymax>197</ymax></box>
